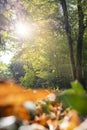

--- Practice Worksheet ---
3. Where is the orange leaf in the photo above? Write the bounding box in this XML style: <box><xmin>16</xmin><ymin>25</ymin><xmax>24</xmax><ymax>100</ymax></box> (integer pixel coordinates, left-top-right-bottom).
<box><xmin>0</xmin><ymin>80</ymin><xmax>54</xmax><ymax>121</ymax></box>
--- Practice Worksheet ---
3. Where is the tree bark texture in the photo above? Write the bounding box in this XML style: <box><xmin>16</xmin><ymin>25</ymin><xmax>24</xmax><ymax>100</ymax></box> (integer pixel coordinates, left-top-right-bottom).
<box><xmin>76</xmin><ymin>0</ymin><xmax>85</xmax><ymax>84</ymax></box>
<box><xmin>59</xmin><ymin>0</ymin><xmax>76</xmax><ymax>80</ymax></box>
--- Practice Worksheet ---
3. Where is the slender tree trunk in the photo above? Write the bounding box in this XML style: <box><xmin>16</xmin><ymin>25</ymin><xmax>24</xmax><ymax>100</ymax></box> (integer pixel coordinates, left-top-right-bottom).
<box><xmin>76</xmin><ymin>0</ymin><xmax>85</xmax><ymax>85</ymax></box>
<box><xmin>59</xmin><ymin>0</ymin><xmax>76</xmax><ymax>80</ymax></box>
<box><xmin>0</xmin><ymin>34</ymin><xmax>1</xmax><ymax>45</ymax></box>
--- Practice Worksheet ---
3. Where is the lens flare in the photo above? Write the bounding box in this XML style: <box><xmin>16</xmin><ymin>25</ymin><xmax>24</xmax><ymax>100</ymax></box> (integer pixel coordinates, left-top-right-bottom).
<box><xmin>15</xmin><ymin>22</ymin><xmax>34</xmax><ymax>38</ymax></box>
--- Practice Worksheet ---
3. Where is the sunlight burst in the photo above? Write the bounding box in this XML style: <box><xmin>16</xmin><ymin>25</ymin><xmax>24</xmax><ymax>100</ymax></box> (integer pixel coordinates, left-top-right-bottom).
<box><xmin>15</xmin><ymin>22</ymin><xmax>35</xmax><ymax>38</ymax></box>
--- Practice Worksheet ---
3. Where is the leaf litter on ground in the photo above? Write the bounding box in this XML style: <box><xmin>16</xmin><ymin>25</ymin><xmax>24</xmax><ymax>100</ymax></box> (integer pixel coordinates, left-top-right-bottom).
<box><xmin>0</xmin><ymin>80</ymin><xmax>87</xmax><ymax>130</ymax></box>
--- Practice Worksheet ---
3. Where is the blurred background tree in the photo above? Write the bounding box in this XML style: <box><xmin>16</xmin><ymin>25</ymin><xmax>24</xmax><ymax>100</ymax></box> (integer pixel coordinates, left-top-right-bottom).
<box><xmin>0</xmin><ymin>0</ymin><xmax>87</xmax><ymax>89</ymax></box>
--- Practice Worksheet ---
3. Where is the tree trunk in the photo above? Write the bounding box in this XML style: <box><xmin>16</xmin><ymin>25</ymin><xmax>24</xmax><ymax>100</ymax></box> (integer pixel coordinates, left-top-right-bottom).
<box><xmin>76</xmin><ymin>0</ymin><xmax>85</xmax><ymax>85</ymax></box>
<box><xmin>59</xmin><ymin>0</ymin><xmax>76</xmax><ymax>80</ymax></box>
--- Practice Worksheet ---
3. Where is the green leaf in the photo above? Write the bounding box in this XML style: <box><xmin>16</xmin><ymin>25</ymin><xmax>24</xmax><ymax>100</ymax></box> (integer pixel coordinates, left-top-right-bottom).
<box><xmin>58</xmin><ymin>81</ymin><xmax>87</xmax><ymax>115</ymax></box>
<box><xmin>42</xmin><ymin>102</ymin><xmax>50</xmax><ymax>114</ymax></box>
<box><xmin>71</xmin><ymin>80</ymin><xmax>86</xmax><ymax>95</ymax></box>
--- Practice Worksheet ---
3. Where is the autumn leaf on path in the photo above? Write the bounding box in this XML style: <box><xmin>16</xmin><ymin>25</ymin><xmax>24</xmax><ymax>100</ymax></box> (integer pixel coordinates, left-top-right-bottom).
<box><xmin>0</xmin><ymin>80</ymin><xmax>55</xmax><ymax>121</ymax></box>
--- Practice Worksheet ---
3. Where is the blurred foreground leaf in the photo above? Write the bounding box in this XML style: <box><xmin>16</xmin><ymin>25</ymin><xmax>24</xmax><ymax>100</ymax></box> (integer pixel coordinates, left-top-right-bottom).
<box><xmin>58</xmin><ymin>80</ymin><xmax>87</xmax><ymax>115</ymax></box>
